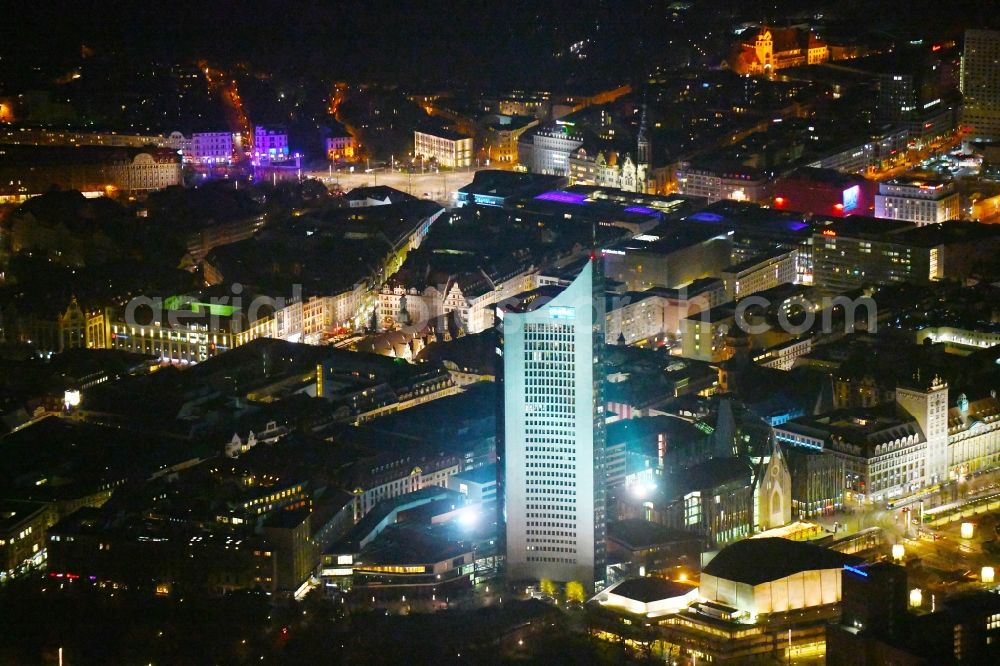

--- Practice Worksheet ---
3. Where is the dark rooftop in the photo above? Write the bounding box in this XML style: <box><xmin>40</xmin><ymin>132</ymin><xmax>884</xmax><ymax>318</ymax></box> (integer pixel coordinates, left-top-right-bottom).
<box><xmin>703</xmin><ymin>537</ymin><xmax>862</xmax><ymax>585</ymax></box>
<box><xmin>609</xmin><ymin>577</ymin><xmax>695</xmax><ymax>603</ymax></box>
<box><xmin>607</xmin><ymin>519</ymin><xmax>699</xmax><ymax>550</ymax></box>
<box><xmin>679</xmin><ymin>457</ymin><xmax>753</xmax><ymax>493</ymax></box>
<box><xmin>815</xmin><ymin>215</ymin><xmax>914</xmax><ymax>239</ymax></box>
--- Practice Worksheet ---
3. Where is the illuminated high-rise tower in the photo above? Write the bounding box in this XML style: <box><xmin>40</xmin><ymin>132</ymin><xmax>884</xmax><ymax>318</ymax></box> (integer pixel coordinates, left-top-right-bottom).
<box><xmin>962</xmin><ymin>29</ymin><xmax>1000</xmax><ymax>141</ymax></box>
<box><xmin>496</xmin><ymin>256</ymin><xmax>606</xmax><ymax>589</ymax></box>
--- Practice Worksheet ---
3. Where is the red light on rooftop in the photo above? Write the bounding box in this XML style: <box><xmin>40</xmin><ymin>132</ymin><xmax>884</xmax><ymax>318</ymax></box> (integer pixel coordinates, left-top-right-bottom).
<box><xmin>774</xmin><ymin>196</ymin><xmax>785</xmax><ymax>206</ymax></box>
<box><xmin>834</xmin><ymin>203</ymin><xmax>844</xmax><ymax>211</ymax></box>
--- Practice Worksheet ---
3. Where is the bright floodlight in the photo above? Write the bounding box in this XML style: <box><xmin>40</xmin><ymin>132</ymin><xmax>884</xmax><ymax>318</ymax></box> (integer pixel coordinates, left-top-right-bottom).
<box><xmin>459</xmin><ymin>507</ymin><xmax>479</xmax><ymax>528</ymax></box>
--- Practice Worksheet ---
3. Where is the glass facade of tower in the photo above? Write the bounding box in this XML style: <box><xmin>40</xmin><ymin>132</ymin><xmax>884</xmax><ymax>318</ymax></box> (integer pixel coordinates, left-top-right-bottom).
<box><xmin>497</xmin><ymin>257</ymin><xmax>606</xmax><ymax>589</ymax></box>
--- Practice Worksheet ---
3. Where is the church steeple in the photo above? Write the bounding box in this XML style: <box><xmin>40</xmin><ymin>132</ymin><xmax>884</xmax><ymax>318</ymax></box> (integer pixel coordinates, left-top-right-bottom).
<box><xmin>635</xmin><ymin>102</ymin><xmax>651</xmax><ymax>194</ymax></box>
<box><xmin>636</xmin><ymin>103</ymin><xmax>650</xmax><ymax>166</ymax></box>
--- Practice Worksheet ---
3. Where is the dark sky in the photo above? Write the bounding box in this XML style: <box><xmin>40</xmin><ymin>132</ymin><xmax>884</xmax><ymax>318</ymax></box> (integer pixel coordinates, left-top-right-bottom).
<box><xmin>1</xmin><ymin>0</ymin><xmax>996</xmax><ymax>89</ymax></box>
<box><xmin>3</xmin><ymin>1</ymin><xmax>623</xmax><ymax>83</ymax></box>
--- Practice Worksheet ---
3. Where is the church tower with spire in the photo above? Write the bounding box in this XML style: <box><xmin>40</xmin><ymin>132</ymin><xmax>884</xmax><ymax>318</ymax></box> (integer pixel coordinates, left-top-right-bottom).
<box><xmin>636</xmin><ymin>104</ymin><xmax>651</xmax><ymax>193</ymax></box>
<box><xmin>755</xmin><ymin>435</ymin><xmax>792</xmax><ymax>531</ymax></box>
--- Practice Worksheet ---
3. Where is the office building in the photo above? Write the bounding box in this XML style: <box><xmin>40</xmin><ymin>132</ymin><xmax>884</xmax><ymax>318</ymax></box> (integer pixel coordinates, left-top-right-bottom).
<box><xmin>718</xmin><ymin>248</ymin><xmax>797</xmax><ymax>301</ymax></box>
<box><xmin>414</xmin><ymin>128</ymin><xmax>473</xmax><ymax>168</ymax></box>
<box><xmin>875</xmin><ymin>177</ymin><xmax>960</xmax><ymax>226</ymax></box>
<box><xmin>962</xmin><ymin>29</ymin><xmax>1000</xmax><ymax>141</ymax></box>
<box><xmin>498</xmin><ymin>257</ymin><xmax>606</xmax><ymax>589</ymax></box>
<box><xmin>676</xmin><ymin>161</ymin><xmax>773</xmax><ymax>205</ymax></box>
<box><xmin>521</xmin><ymin>125</ymin><xmax>584</xmax><ymax>176</ymax></box>
<box><xmin>811</xmin><ymin>217</ymin><xmax>943</xmax><ymax>292</ymax></box>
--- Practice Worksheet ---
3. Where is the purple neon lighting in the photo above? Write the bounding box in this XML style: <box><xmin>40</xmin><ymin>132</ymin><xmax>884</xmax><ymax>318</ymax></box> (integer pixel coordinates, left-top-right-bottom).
<box><xmin>624</xmin><ymin>206</ymin><xmax>656</xmax><ymax>214</ymax></box>
<box><xmin>689</xmin><ymin>212</ymin><xmax>725</xmax><ymax>222</ymax></box>
<box><xmin>535</xmin><ymin>190</ymin><xmax>588</xmax><ymax>204</ymax></box>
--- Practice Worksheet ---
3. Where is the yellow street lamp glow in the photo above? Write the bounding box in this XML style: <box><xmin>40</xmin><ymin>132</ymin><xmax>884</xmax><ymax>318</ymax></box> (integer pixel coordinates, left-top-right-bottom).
<box><xmin>909</xmin><ymin>588</ymin><xmax>923</xmax><ymax>608</ymax></box>
<box><xmin>982</xmin><ymin>567</ymin><xmax>995</xmax><ymax>584</ymax></box>
<box><xmin>961</xmin><ymin>523</ymin><xmax>975</xmax><ymax>539</ymax></box>
<box><xmin>892</xmin><ymin>543</ymin><xmax>905</xmax><ymax>561</ymax></box>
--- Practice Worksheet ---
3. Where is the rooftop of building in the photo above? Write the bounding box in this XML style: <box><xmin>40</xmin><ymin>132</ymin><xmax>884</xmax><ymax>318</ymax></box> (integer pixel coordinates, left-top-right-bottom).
<box><xmin>703</xmin><ymin>537</ymin><xmax>862</xmax><ymax>586</ymax></box>
<box><xmin>358</xmin><ymin>381</ymin><xmax>496</xmax><ymax>452</ymax></box>
<box><xmin>456</xmin><ymin>169</ymin><xmax>566</xmax><ymax>198</ymax></box>
<box><xmin>882</xmin><ymin>175</ymin><xmax>952</xmax><ymax>190</ymax></box>
<box><xmin>939</xmin><ymin>590</ymin><xmax>1000</xmax><ymax>616</ymax></box>
<box><xmin>607</xmin><ymin>519</ymin><xmax>700</xmax><ymax>550</ymax></box>
<box><xmin>681</xmin><ymin>159</ymin><xmax>768</xmax><ymax>181</ymax></box>
<box><xmin>606</xmin><ymin>415</ymin><xmax>708</xmax><ymax>450</ymax></box>
<box><xmin>450</xmin><ymin>463</ymin><xmax>497</xmax><ymax>486</ymax></box>
<box><xmin>0</xmin><ymin>499</ymin><xmax>50</xmax><ymax>533</ymax></box>
<box><xmin>893</xmin><ymin>220</ymin><xmax>1000</xmax><ymax>246</ymax></box>
<box><xmin>686</xmin><ymin>201</ymin><xmax>813</xmax><ymax>236</ymax></box>
<box><xmin>415</xmin><ymin>330</ymin><xmax>498</xmax><ymax>376</ymax></box>
<box><xmin>779</xmin><ymin>167</ymin><xmax>872</xmax><ymax>187</ymax></box>
<box><xmin>607</xmin><ymin>577</ymin><xmax>696</xmax><ymax>603</ymax></box>
<box><xmin>206</xmin><ymin>199</ymin><xmax>442</xmax><ymax>294</ymax></box>
<box><xmin>414</xmin><ymin>126</ymin><xmax>470</xmax><ymax>142</ymax></box>
<box><xmin>330</xmin><ymin>486</ymin><xmax>463</xmax><ymax>554</ymax></box>
<box><xmin>814</xmin><ymin>215</ymin><xmax>915</xmax><ymax>239</ymax></box>
<box><xmin>778</xmin><ymin>402</ymin><xmax>924</xmax><ymax>450</ymax></box>
<box><xmin>720</xmin><ymin>247</ymin><xmax>794</xmax><ymax>275</ymax></box>
<box><xmin>677</xmin><ymin>456</ymin><xmax>753</xmax><ymax>494</ymax></box>
<box><xmin>683</xmin><ymin>302</ymin><xmax>736</xmax><ymax>323</ymax></box>
<box><xmin>632</xmin><ymin>278</ymin><xmax>724</xmax><ymax>301</ymax></box>
<box><xmin>344</xmin><ymin>185</ymin><xmax>417</xmax><ymax>203</ymax></box>
<box><xmin>355</xmin><ymin>518</ymin><xmax>487</xmax><ymax>568</ymax></box>
<box><xmin>0</xmin><ymin>416</ymin><xmax>211</xmax><ymax>502</ymax></box>
<box><xmin>0</xmin><ymin>143</ymin><xmax>181</xmax><ymax>165</ymax></box>
<box><xmin>605</xmin><ymin>223</ymin><xmax>731</xmax><ymax>256</ymax></box>
<box><xmin>262</xmin><ymin>507</ymin><xmax>311</xmax><ymax>530</ymax></box>
<box><xmin>484</xmin><ymin>114</ymin><xmax>538</xmax><ymax>132</ymax></box>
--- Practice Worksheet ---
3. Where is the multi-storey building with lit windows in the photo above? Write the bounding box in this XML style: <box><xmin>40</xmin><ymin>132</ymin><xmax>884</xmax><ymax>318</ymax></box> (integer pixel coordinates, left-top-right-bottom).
<box><xmin>498</xmin><ymin>257</ymin><xmax>606</xmax><ymax>589</ymax></box>
<box><xmin>253</xmin><ymin>125</ymin><xmax>289</xmax><ymax>164</ymax></box>
<box><xmin>874</xmin><ymin>177</ymin><xmax>959</xmax><ymax>226</ymax></box>
<box><xmin>811</xmin><ymin>217</ymin><xmax>944</xmax><ymax>292</ymax></box>
<box><xmin>189</xmin><ymin>131</ymin><xmax>237</xmax><ymax>164</ymax></box>
<box><xmin>522</xmin><ymin>125</ymin><xmax>584</xmax><ymax>176</ymax></box>
<box><xmin>773</xmin><ymin>377</ymin><xmax>993</xmax><ymax>504</ymax></box>
<box><xmin>414</xmin><ymin>128</ymin><xmax>473</xmax><ymax>168</ymax></box>
<box><xmin>962</xmin><ymin>29</ymin><xmax>1000</xmax><ymax>141</ymax></box>
<box><xmin>676</xmin><ymin>161</ymin><xmax>773</xmax><ymax>205</ymax></box>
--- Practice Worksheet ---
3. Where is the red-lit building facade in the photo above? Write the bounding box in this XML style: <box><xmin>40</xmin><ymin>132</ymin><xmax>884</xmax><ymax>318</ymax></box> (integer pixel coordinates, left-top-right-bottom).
<box><xmin>773</xmin><ymin>168</ymin><xmax>876</xmax><ymax>218</ymax></box>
